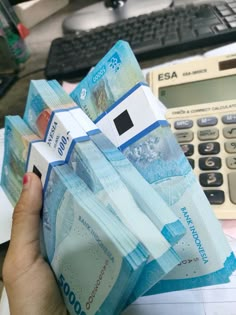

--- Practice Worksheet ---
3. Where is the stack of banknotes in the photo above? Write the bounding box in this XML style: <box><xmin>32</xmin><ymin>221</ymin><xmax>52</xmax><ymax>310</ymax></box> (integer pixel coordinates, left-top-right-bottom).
<box><xmin>1</xmin><ymin>40</ymin><xmax>236</xmax><ymax>315</ymax></box>
<box><xmin>70</xmin><ymin>40</ymin><xmax>236</xmax><ymax>294</ymax></box>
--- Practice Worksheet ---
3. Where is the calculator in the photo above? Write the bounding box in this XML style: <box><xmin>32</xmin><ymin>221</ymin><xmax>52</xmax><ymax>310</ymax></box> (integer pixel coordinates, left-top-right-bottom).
<box><xmin>147</xmin><ymin>53</ymin><xmax>236</xmax><ymax>219</ymax></box>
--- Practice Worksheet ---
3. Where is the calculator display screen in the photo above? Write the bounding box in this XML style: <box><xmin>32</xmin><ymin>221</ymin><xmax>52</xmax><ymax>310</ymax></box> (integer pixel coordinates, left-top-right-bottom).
<box><xmin>159</xmin><ymin>75</ymin><xmax>236</xmax><ymax>108</ymax></box>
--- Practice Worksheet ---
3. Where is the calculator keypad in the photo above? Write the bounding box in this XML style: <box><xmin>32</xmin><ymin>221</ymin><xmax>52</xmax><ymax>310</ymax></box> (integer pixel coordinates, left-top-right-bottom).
<box><xmin>197</xmin><ymin>117</ymin><xmax>218</xmax><ymax>127</ymax></box>
<box><xmin>198</xmin><ymin>142</ymin><xmax>220</xmax><ymax>155</ymax></box>
<box><xmin>199</xmin><ymin>172</ymin><xmax>223</xmax><ymax>187</ymax></box>
<box><xmin>180</xmin><ymin>144</ymin><xmax>194</xmax><ymax>156</ymax></box>
<box><xmin>170</xmin><ymin>112</ymin><xmax>236</xmax><ymax>219</ymax></box>
<box><xmin>224</xmin><ymin>141</ymin><xmax>236</xmax><ymax>153</ymax></box>
<box><xmin>226</xmin><ymin>156</ymin><xmax>236</xmax><ymax>169</ymax></box>
<box><xmin>199</xmin><ymin>157</ymin><xmax>222</xmax><ymax>170</ymax></box>
<box><xmin>228</xmin><ymin>172</ymin><xmax>236</xmax><ymax>204</ymax></box>
<box><xmin>223</xmin><ymin>125</ymin><xmax>236</xmax><ymax>138</ymax></box>
<box><xmin>174</xmin><ymin>130</ymin><xmax>194</xmax><ymax>142</ymax></box>
<box><xmin>204</xmin><ymin>190</ymin><xmax>225</xmax><ymax>205</ymax></box>
<box><xmin>197</xmin><ymin>128</ymin><xmax>219</xmax><ymax>141</ymax></box>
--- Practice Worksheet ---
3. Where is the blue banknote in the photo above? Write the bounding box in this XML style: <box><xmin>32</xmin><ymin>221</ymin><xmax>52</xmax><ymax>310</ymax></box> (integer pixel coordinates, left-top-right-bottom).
<box><xmin>2</xmin><ymin>115</ymin><xmax>150</xmax><ymax>314</ymax></box>
<box><xmin>23</xmin><ymin>80</ymin><xmax>182</xmax><ymax>300</ymax></box>
<box><xmin>1</xmin><ymin>116</ymin><xmax>39</xmax><ymax>205</ymax></box>
<box><xmin>48</xmin><ymin>79</ymin><xmax>186</xmax><ymax>246</ymax></box>
<box><xmin>70</xmin><ymin>40</ymin><xmax>146</xmax><ymax>122</ymax></box>
<box><xmin>70</xmin><ymin>41</ymin><xmax>236</xmax><ymax>293</ymax></box>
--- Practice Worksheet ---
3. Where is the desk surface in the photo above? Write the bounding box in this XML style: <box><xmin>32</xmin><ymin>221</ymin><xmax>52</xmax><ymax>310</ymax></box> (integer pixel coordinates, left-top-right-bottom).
<box><xmin>0</xmin><ymin>0</ymin><xmax>98</xmax><ymax>127</ymax></box>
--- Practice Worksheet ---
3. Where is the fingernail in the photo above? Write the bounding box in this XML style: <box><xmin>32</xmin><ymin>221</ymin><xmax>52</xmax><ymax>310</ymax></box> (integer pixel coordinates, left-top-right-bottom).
<box><xmin>22</xmin><ymin>174</ymin><xmax>30</xmax><ymax>188</ymax></box>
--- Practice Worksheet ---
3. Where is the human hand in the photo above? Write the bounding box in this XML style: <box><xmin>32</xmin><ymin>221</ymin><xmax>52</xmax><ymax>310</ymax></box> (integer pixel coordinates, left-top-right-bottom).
<box><xmin>3</xmin><ymin>173</ymin><xmax>68</xmax><ymax>315</ymax></box>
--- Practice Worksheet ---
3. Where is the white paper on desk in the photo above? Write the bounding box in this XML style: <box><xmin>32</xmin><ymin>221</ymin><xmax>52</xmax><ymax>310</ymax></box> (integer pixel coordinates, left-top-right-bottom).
<box><xmin>0</xmin><ymin>287</ymin><xmax>9</xmax><ymax>315</ymax></box>
<box><xmin>0</xmin><ymin>128</ymin><xmax>13</xmax><ymax>244</ymax></box>
<box><xmin>204</xmin><ymin>42</ymin><xmax>236</xmax><ymax>57</ymax></box>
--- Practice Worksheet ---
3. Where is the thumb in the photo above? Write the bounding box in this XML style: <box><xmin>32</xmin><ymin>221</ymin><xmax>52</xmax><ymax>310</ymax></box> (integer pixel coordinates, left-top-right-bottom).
<box><xmin>10</xmin><ymin>172</ymin><xmax>43</xmax><ymax>253</ymax></box>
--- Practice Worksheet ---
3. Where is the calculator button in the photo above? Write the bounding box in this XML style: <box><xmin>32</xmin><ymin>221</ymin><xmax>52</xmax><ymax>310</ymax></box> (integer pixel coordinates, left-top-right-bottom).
<box><xmin>224</xmin><ymin>140</ymin><xmax>236</xmax><ymax>153</ymax></box>
<box><xmin>188</xmin><ymin>158</ymin><xmax>195</xmax><ymax>169</ymax></box>
<box><xmin>198</xmin><ymin>142</ymin><xmax>220</xmax><ymax>155</ymax></box>
<box><xmin>223</xmin><ymin>125</ymin><xmax>236</xmax><ymax>138</ymax></box>
<box><xmin>222</xmin><ymin>114</ymin><xmax>236</xmax><ymax>124</ymax></box>
<box><xmin>228</xmin><ymin>172</ymin><xmax>236</xmax><ymax>204</ymax></box>
<box><xmin>174</xmin><ymin>120</ymin><xmax>193</xmax><ymax>129</ymax></box>
<box><xmin>174</xmin><ymin>131</ymin><xmax>194</xmax><ymax>143</ymax></box>
<box><xmin>204</xmin><ymin>190</ymin><xmax>225</xmax><ymax>204</ymax></box>
<box><xmin>180</xmin><ymin>144</ymin><xmax>194</xmax><ymax>156</ymax></box>
<box><xmin>199</xmin><ymin>172</ymin><xmax>223</xmax><ymax>187</ymax></box>
<box><xmin>199</xmin><ymin>157</ymin><xmax>221</xmax><ymax>170</ymax></box>
<box><xmin>226</xmin><ymin>156</ymin><xmax>236</xmax><ymax>169</ymax></box>
<box><xmin>197</xmin><ymin>128</ymin><xmax>219</xmax><ymax>141</ymax></box>
<box><xmin>197</xmin><ymin>116</ymin><xmax>218</xmax><ymax>127</ymax></box>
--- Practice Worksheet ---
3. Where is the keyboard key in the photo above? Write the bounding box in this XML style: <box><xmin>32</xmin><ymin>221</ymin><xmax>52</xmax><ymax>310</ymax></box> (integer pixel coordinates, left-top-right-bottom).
<box><xmin>197</xmin><ymin>5</ymin><xmax>216</xmax><ymax>18</ymax></box>
<box><xmin>224</xmin><ymin>140</ymin><xmax>236</xmax><ymax>153</ymax></box>
<box><xmin>223</xmin><ymin>125</ymin><xmax>236</xmax><ymax>138</ymax></box>
<box><xmin>180</xmin><ymin>29</ymin><xmax>196</xmax><ymax>41</ymax></box>
<box><xmin>197</xmin><ymin>116</ymin><xmax>218</xmax><ymax>127</ymax></box>
<box><xmin>219</xmin><ymin>9</ymin><xmax>233</xmax><ymax>16</ymax></box>
<box><xmin>199</xmin><ymin>172</ymin><xmax>223</xmax><ymax>187</ymax></box>
<box><xmin>226</xmin><ymin>156</ymin><xmax>236</xmax><ymax>169</ymax></box>
<box><xmin>174</xmin><ymin>130</ymin><xmax>194</xmax><ymax>143</ymax></box>
<box><xmin>201</xmin><ymin>17</ymin><xmax>220</xmax><ymax>26</ymax></box>
<box><xmin>229</xmin><ymin>21</ymin><xmax>236</xmax><ymax>27</ymax></box>
<box><xmin>216</xmin><ymin>5</ymin><xmax>228</xmax><ymax>11</ymax></box>
<box><xmin>197</xmin><ymin>26</ymin><xmax>213</xmax><ymax>36</ymax></box>
<box><xmin>228</xmin><ymin>172</ymin><xmax>236</xmax><ymax>203</ymax></box>
<box><xmin>164</xmin><ymin>32</ymin><xmax>179</xmax><ymax>45</ymax></box>
<box><xmin>197</xmin><ymin>128</ymin><xmax>219</xmax><ymax>141</ymax></box>
<box><xmin>174</xmin><ymin>119</ymin><xmax>193</xmax><ymax>129</ymax></box>
<box><xmin>215</xmin><ymin>24</ymin><xmax>229</xmax><ymax>32</ymax></box>
<box><xmin>225</xmin><ymin>15</ymin><xmax>236</xmax><ymax>22</ymax></box>
<box><xmin>204</xmin><ymin>190</ymin><xmax>225</xmax><ymax>204</ymax></box>
<box><xmin>198</xmin><ymin>142</ymin><xmax>220</xmax><ymax>155</ymax></box>
<box><xmin>222</xmin><ymin>114</ymin><xmax>236</xmax><ymax>123</ymax></box>
<box><xmin>180</xmin><ymin>144</ymin><xmax>194</xmax><ymax>156</ymax></box>
<box><xmin>199</xmin><ymin>157</ymin><xmax>221</xmax><ymax>170</ymax></box>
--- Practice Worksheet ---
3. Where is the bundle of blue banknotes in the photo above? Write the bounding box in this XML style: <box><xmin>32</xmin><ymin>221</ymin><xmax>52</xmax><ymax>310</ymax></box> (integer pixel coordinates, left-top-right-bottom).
<box><xmin>1</xmin><ymin>40</ymin><xmax>236</xmax><ymax>315</ymax></box>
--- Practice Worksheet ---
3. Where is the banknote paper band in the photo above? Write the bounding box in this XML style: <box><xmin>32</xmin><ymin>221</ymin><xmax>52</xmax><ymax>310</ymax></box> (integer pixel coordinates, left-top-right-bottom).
<box><xmin>26</xmin><ymin>140</ymin><xmax>64</xmax><ymax>189</ymax></box>
<box><xmin>94</xmin><ymin>83</ymin><xmax>168</xmax><ymax>149</ymax></box>
<box><xmin>44</xmin><ymin>110</ymin><xmax>89</xmax><ymax>160</ymax></box>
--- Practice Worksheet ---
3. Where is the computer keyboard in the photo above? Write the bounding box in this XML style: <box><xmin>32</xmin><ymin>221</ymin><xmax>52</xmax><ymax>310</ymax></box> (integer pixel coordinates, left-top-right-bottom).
<box><xmin>45</xmin><ymin>0</ymin><xmax>236</xmax><ymax>80</ymax></box>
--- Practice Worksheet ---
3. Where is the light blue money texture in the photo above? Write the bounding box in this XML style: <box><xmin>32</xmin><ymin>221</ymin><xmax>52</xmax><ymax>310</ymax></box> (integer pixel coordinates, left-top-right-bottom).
<box><xmin>48</xmin><ymin>78</ymin><xmax>186</xmax><ymax>246</ymax></box>
<box><xmin>70</xmin><ymin>40</ymin><xmax>236</xmax><ymax>293</ymax></box>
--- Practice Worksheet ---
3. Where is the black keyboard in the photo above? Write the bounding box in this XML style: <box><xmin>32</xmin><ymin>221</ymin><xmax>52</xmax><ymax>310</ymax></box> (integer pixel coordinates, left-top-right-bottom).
<box><xmin>45</xmin><ymin>0</ymin><xmax>236</xmax><ymax>80</ymax></box>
